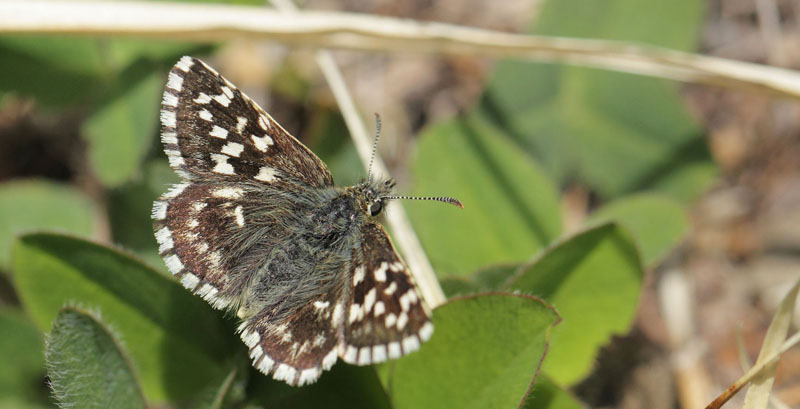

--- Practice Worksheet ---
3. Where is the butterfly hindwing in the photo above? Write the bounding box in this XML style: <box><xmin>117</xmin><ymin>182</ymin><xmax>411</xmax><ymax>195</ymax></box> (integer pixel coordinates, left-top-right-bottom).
<box><xmin>340</xmin><ymin>222</ymin><xmax>433</xmax><ymax>365</ymax></box>
<box><xmin>160</xmin><ymin>56</ymin><xmax>333</xmax><ymax>188</ymax></box>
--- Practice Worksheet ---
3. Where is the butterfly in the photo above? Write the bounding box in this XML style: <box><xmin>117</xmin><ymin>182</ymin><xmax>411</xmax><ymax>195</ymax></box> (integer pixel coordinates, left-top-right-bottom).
<box><xmin>152</xmin><ymin>56</ymin><xmax>461</xmax><ymax>386</ymax></box>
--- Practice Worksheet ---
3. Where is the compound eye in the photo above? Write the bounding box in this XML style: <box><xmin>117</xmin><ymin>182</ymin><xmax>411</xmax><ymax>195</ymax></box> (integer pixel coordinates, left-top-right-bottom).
<box><xmin>369</xmin><ymin>200</ymin><xmax>383</xmax><ymax>216</ymax></box>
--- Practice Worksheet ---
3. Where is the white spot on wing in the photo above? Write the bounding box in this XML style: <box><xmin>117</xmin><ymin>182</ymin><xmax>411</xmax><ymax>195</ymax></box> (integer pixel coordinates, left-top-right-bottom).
<box><xmin>221</xmin><ymin>141</ymin><xmax>244</xmax><ymax>157</ymax></box>
<box><xmin>396</xmin><ymin>311</ymin><xmax>409</xmax><ymax>330</ymax></box>
<box><xmin>251</xmin><ymin>134</ymin><xmax>274</xmax><ymax>152</ymax></box>
<box><xmin>298</xmin><ymin>368</ymin><xmax>320</xmax><ymax>386</ymax></box>
<box><xmin>199</xmin><ymin>109</ymin><xmax>213</xmax><ymax>121</ymax></box>
<box><xmin>161</xmin><ymin>131</ymin><xmax>178</xmax><ymax>145</ymax></box>
<box><xmin>160</xmin><ymin>109</ymin><xmax>176</xmax><ymax>128</ymax></box>
<box><xmin>211</xmin><ymin>153</ymin><xmax>235</xmax><ymax>175</ymax></box>
<box><xmin>152</xmin><ymin>201</ymin><xmax>167</xmax><ymax>220</ymax></box>
<box><xmin>213</xmin><ymin>93</ymin><xmax>231</xmax><ymax>107</ymax></box>
<box><xmin>358</xmin><ymin>347</ymin><xmax>371</xmax><ymax>365</ymax></box>
<box><xmin>385</xmin><ymin>313</ymin><xmax>397</xmax><ymax>328</ymax></box>
<box><xmin>164</xmin><ymin>183</ymin><xmax>189</xmax><ymax>198</ymax></box>
<box><xmin>180</xmin><ymin>272</ymin><xmax>200</xmax><ymax>289</ymax></box>
<box><xmin>349</xmin><ymin>303</ymin><xmax>364</xmax><ymax>323</ymax></box>
<box><xmin>353</xmin><ymin>265</ymin><xmax>366</xmax><ymax>286</ymax></box>
<box><xmin>384</xmin><ymin>281</ymin><xmax>398</xmax><ymax>295</ymax></box>
<box><xmin>374</xmin><ymin>262</ymin><xmax>388</xmax><ymax>282</ymax></box>
<box><xmin>162</xmin><ymin>92</ymin><xmax>178</xmax><ymax>107</ymax></box>
<box><xmin>210</xmin><ymin>125</ymin><xmax>228</xmax><ymax>139</ymax></box>
<box><xmin>388</xmin><ymin>342</ymin><xmax>402</xmax><ymax>359</ymax></box>
<box><xmin>236</xmin><ymin>116</ymin><xmax>248</xmax><ymax>134</ymax></box>
<box><xmin>155</xmin><ymin>227</ymin><xmax>173</xmax><ymax>253</ymax></box>
<box><xmin>344</xmin><ymin>345</ymin><xmax>358</xmax><ymax>363</ymax></box>
<box><xmin>374</xmin><ymin>301</ymin><xmax>385</xmax><ymax>317</ymax></box>
<box><xmin>234</xmin><ymin>205</ymin><xmax>245</xmax><ymax>227</ymax></box>
<box><xmin>221</xmin><ymin>86</ymin><xmax>234</xmax><ymax>99</ymax></box>
<box><xmin>364</xmin><ymin>288</ymin><xmax>376</xmax><ymax>313</ymax></box>
<box><xmin>272</xmin><ymin>363</ymin><xmax>296</xmax><ymax>384</ymax></box>
<box><xmin>322</xmin><ymin>348</ymin><xmax>337</xmax><ymax>369</ymax></box>
<box><xmin>332</xmin><ymin>303</ymin><xmax>344</xmax><ymax>328</ymax></box>
<box><xmin>164</xmin><ymin>254</ymin><xmax>183</xmax><ymax>275</ymax></box>
<box><xmin>373</xmin><ymin>345</ymin><xmax>387</xmax><ymax>363</ymax></box>
<box><xmin>402</xmin><ymin>335</ymin><xmax>420</xmax><ymax>354</ymax></box>
<box><xmin>314</xmin><ymin>300</ymin><xmax>330</xmax><ymax>310</ymax></box>
<box><xmin>213</xmin><ymin>187</ymin><xmax>243</xmax><ymax>199</ymax></box>
<box><xmin>166</xmin><ymin>72</ymin><xmax>183</xmax><ymax>91</ymax></box>
<box><xmin>242</xmin><ymin>330</ymin><xmax>261</xmax><ymax>348</ymax></box>
<box><xmin>249</xmin><ymin>345</ymin><xmax>262</xmax><ymax>360</ymax></box>
<box><xmin>194</xmin><ymin>93</ymin><xmax>212</xmax><ymax>104</ymax></box>
<box><xmin>258</xmin><ymin>115</ymin><xmax>270</xmax><ymax>130</ymax></box>
<box><xmin>257</xmin><ymin>355</ymin><xmax>275</xmax><ymax>373</ymax></box>
<box><xmin>419</xmin><ymin>321</ymin><xmax>434</xmax><ymax>342</ymax></box>
<box><xmin>254</xmin><ymin>166</ymin><xmax>277</xmax><ymax>182</ymax></box>
<box><xmin>176</xmin><ymin>56</ymin><xmax>194</xmax><ymax>72</ymax></box>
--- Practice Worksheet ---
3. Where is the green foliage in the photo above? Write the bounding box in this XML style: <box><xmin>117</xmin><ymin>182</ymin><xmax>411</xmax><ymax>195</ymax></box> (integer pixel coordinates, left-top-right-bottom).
<box><xmin>0</xmin><ymin>179</ymin><xmax>96</xmax><ymax>270</ymax></box>
<box><xmin>477</xmin><ymin>0</ymin><xmax>714</xmax><ymax>201</ymax></box>
<box><xmin>385</xmin><ymin>293</ymin><xmax>560</xmax><ymax>409</ymax></box>
<box><xmin>46</xmin><ymin>307</ymin><xmax>147</xmax><ymax>409</ymax></box>
<box><xmin>408</xmin><ymin>117</ymin><xmax>562</xmax><ymax>276</ymax></box>
<box><xmin>12</xmin><ymin>233</ymin><xmax>237</xmax><ymax>405</ymax></box>
<box><xmin>0</xmin><ymin>308</ymin><xmax>51</xmax><ymax>408</ymax></box>
<box><xmin>507</xmin><ymin>223</ymin><xmax>643</xmax><ymax>385</ymax></box>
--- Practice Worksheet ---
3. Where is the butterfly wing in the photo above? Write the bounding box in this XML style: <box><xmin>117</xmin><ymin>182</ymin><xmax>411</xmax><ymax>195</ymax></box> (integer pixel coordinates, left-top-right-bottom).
<box><xmin>160</xmin><ymin>56</ymin><xmax>333</xmax><ymax>188</ymax></box>
<box><xmin>340</xmin><ymin>222</ymin><xmax>434</xmax><ymax>365</ymax></box>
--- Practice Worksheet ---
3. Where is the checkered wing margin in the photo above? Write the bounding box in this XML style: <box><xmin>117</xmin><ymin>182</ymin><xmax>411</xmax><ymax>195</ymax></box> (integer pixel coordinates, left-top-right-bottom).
<box><xmin>340</xmin><ymin>222</ymin><xmax>434</xmax><ymax>366</ymax></box>
<box><xmin>159</xmin><ymin>56</ymin><xmax>333</xmax><ymax>188</ymax></box>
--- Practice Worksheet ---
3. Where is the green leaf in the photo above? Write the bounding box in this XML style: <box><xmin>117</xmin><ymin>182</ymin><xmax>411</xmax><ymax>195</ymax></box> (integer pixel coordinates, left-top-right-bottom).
<box><xmin>522</xmin><ymin>375</ymin><xmax>585</xmax><ymax>409</ymax></box>
<box><xmin>0</xmin><ymin>36</ymin><xmax>105</xmax><ymax>107</ymax></box>
<box><xmin>247</xmin><ymin>364</ymin><xmax>391</xmax><ymax>409</ymax></box>
<box><xmin>0</xmin><ymin>308</ymin><xmax>50</xmax><ymax>406</ymax></box>
<box><xmin>478</xmin><ymin>0</ymin><xmax>714</xmax><ymax>201</ymax></box>
<box><xmin>46</xmin><ymin>307</ymin><xmax>146</xmax><ymax>409</ymax></box>
<box><xmin>408</xmin><ymin>117</ymin><xmax>562</xmax><ymax>276</ymax></box>
<box><xmin>588</xmin><ymin>193</ymin><xmax>689</xmax><ymax>267</ymax></box>
<box><xmin>0</xmin><ymin>179</ymin><xmax>96</xmax><ymax>270</ymax></box>
<box><xmin>11</xmin><ymin>233</ymin><xmax>237</xmax><ymax>404</ymax></box>
<box><xmin>385</xmin><ymin>293</ymin><xmax>560</xmax><ymax>409</ymax></box>
<box><xmin>507</xmin><ymin>223</ymin><xmax>643</xmax><ymax>385</ymax></box>
<box><xmin>82</xmin><ymin>63</ymin><xmax>163</xmax><ymax>187</ymax></box>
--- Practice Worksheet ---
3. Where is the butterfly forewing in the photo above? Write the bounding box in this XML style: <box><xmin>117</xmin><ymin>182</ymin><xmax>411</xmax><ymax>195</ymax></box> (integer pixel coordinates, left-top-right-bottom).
<box><xmin>160</xmin><ymin>56</ymin><xmax>333</xmax><ymax>188</ymax></box>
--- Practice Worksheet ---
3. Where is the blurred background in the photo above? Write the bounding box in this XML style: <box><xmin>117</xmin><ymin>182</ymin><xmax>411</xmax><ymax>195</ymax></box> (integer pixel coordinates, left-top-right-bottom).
<box><xmin>1</xmin><ymin>0</ymin><xmax>799</xmax><ymax>408</ymax></box>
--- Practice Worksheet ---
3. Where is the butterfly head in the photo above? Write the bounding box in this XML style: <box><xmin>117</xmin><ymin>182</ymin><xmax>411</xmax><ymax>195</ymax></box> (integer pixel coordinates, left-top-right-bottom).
<box><xmin>354</xmin><ymin>178</ymin><xmax>396</xmax><ymax>217</ymax></box>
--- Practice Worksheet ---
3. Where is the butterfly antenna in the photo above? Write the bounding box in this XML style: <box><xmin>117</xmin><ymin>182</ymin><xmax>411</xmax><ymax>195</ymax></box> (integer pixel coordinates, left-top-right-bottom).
<box><xmin>384</xmin><ymin>195</ymin><xmax>464</xmax><ymax>209</ymax></box>
<box><xmin>367</xmin><ymin>113</ymin><xmax>382</xmax><ymax>182</ymax></box>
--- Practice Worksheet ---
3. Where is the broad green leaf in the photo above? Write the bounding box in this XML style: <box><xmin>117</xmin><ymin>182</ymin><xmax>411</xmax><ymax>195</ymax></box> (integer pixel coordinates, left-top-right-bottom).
<box><xmin>742</xmin><ymin>279</ymin><xmax>799</xmax><ymax>409</ymax></box>
<box><xmin>247</xmin><ymin>364</ymin><xmax>391</xmax><ymax>409</ymax></box>
<box><xmin>507</xmin><ymin>223</ymin><xmax>643</xmax><ymax>385</ymax></box>
<box><xmin>12</xmin><ymin>233</ymin><xmax>237</xmax><ymax>404</ymax></box>
<box><xmin>588</xmin><ymin>193</ymin><xmax>688</xmax><ymax>267</ymax></box>
<box><xmin>190</xmin><ymin>366</ymin><xmax>243</xmax><ymax>409</ymax></box>
<box><xmin>0</xmin><ymin>36</ymin><xmax>105</xmax><ymax>107</ymax></box>
<box><xmin>0</xmin><ymin>179</ymin><xmax>95</xmax><ymax>270</ymax></box>
<box><xmin>478</xmin><ymin>0</ymin><xmax>714</xmax><ymax>201</ymax></box>
<box><xmin>0</xmin><ymin>308</ymin><xmax>50</xmax><ymax>406</ymax></box>
<box><xmin>46</xmin><ymin>307</ymin><xmax>146</xmax><ymax>409</ymax></box>
<box><xmin>386</xmin><ymin>293</ymin><xmax>560</xmax><ymax>409</ymax></box>
<box><xmin>82</xmin><ymin>63</ymin><xmax>163</xmax><ymax>187</ymax></box>
<box><xmin>440</xmin><ymin>264</ymin><xmax>521</xmax><ymax>298</ymax></box>
<box><xmin>408</xmin><ymin>118</ymin><xmax>562</xmax><ymax>276</ymax></box>
<box><xmin>523</xmin><ymin>375</ymin><xmax>585</xmax><ymax>409</ymax></box>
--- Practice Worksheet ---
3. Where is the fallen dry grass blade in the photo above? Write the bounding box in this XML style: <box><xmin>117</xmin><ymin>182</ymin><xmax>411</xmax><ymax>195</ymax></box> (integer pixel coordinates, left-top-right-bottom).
<box><xmin>2</xmin><ymin>1</ymin><xmax>800</xmax><ymax>99</ymax></box>
<box><xmin>706</xmin><ymin>279</ymin><xmax>800</xmax><ymax>409</ymax></box>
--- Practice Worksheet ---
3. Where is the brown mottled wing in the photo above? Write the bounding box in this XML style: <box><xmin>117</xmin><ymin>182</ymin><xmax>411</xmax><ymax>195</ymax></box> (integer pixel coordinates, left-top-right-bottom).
<box><xmin>238</xmin><ymin>280</ymin><xmax>347</xmax><ymax>387</ymax></box>
<box><xmin>159</xmin><ymin>56</ymin><xmax>333</xmax><ymax>188</ymax></box>
<box><xmin>340</xmin><ymin>222</ymin><xmax>434</xmax><ymax>365</ymax></box>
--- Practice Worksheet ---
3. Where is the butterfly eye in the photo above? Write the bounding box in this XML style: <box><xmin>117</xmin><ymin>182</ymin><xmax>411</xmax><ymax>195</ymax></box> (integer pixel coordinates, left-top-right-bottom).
<box><xmin>369</xmin><ymin>201</ymin><xmax>383</xmax><ymax>216</ymax></box>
